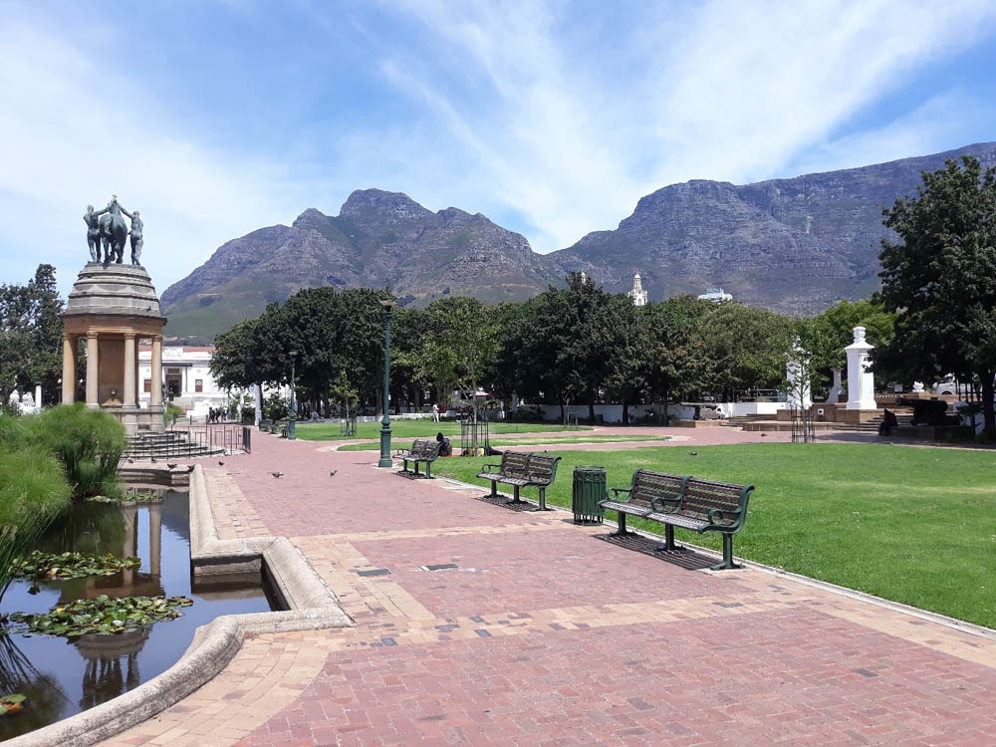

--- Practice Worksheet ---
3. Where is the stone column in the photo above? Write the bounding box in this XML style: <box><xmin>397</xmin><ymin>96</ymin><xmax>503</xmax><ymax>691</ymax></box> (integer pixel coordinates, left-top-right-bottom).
<box><xmin>151</xmin><ymin>336</ymin><xmax>163</xmax><ymax>407</ymax></box>
<box><xmin>845</xmin><ymin>326</ymin><xmax>876</xmax><ymax>410</ymax></box>
<box><xmin>149</xmin><ymin>502</ymin><xmax>162</xmax><ymax>577</ymax></box>
<box><xmin>123</xmin><ymin>334</ymin><xmax>137</xmax><ymax>406</ymax></box>
<box><xmin>85</xmin><ymin>333</ymin><xmax>99</xmax><ymax>406</ymax></box>
<box><xmin>62</xmin><ymin>334</ymin><xmax>76</xmax><ymax>404</ymax></box>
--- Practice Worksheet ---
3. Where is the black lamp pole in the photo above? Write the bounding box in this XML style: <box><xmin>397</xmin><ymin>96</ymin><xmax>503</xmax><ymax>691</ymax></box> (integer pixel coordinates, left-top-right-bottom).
<box><xmin>377</xmin><ymin>298</ymin><xmax>396</xmax><ymax>467</ymax></box>
<box><xmin>288</xmin><ymin>350</ymin><xmax>298</xmax><ymax>440</ymax></box>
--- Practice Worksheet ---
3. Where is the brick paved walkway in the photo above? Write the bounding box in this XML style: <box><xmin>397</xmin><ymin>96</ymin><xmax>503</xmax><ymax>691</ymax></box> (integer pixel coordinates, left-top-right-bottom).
<box><xmin>107</xmin><ymin>428</ymin><xmax>996</xmax><ymax>745</ymax></box>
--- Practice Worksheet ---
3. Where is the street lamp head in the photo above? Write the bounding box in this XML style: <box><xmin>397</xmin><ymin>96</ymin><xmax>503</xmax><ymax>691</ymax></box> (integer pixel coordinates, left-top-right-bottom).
<box><xmin>289</xmin><ymin>350</ymin><xmax>298</xmax><ymax>359</ymax></box>
<box><xmin>380</xmin><ymin>298</ymin><xmax>396</xmax><ymax>310</ymax></box>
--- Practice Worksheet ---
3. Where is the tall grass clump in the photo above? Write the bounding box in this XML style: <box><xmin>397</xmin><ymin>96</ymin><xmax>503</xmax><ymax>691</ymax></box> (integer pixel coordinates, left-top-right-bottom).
<box><xmin>0</xmin><ymin>446</ymin><xmax>72</xmax><ymax>607</ymax></box>
<box><xmin>21</xmin><ymin>405</ymin><xmax>127</xmax><ymax>499</ymax></box>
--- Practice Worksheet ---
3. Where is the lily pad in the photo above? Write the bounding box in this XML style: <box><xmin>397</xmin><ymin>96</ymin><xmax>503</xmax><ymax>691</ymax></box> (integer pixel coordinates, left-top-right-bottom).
<box><xmin>12</xmin><ymin>551</ymin><xmax>141</xmax><ymax>580</ymax></box>
<box><xmin>10</xmin><ymin>594</ymin><xmax>193</xmax><ymax>638</ymax></box>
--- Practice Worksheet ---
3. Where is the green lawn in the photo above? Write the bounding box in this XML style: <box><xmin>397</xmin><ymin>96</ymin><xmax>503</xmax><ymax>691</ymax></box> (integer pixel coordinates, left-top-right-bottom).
<box><xmin>431</xmin><ymin>443</ymin><xmax>996</xmax><ymax>629</ymax></box>
<box><xmin>295</xmin><ymin>420</ymin><xmax>592</xmax><ymax>441</ymax></box>
<box><xmin>336</xmin><ymin>434</ymin><xmax>669</xmax><ymax>451</ymax></box>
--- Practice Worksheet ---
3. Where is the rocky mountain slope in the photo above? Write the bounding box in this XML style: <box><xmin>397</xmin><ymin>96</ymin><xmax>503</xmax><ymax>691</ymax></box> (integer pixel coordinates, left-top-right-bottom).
<box><xmin>160</xmin><ymin>190</ymin><xmax>561</xmax><ymax>340</ymax></box>
<box><xmin>547</xmin><ymin>141</ymin><xmax>996</xmax><ymax>314</ymax></box>
<box><xmin>161</xmin><ymin>142</ymin><xmax>996</xmax><ymax>341</ymax></box>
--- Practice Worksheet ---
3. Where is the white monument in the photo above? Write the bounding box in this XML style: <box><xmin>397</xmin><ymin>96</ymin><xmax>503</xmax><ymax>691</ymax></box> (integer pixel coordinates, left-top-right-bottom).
<box><xmin>825</xmin><ymin>367</ymin><xmax>845</xmax><ymax>403</ymax></box>
<box><xmin>627</xmin><ymin>273</ymin><xmax>648</xmax><ymax>306</ymax></box>
<box><xmin>845</xmin><ymin>326</ymin><xmax>876</xmax><ymax>410</ymax></box>
<box><xmin>786</xmin><ymin>338</ymin><xmax>812</xmax><ymax>410</ymax></box>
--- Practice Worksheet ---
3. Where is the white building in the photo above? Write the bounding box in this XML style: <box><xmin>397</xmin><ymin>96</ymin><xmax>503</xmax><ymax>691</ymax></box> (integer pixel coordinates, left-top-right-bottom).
<box><xmin>627</xmin><ymin>273</ymin><xmax>648</xmax><ymax>306</ymax></box>
<box><xmin>138</xmin><ymin>345</ymin><xmax>228</xmax><ymax>417</ymax></box>
<box><xmin>697</xmin><ymin>288</ymin><xmax>733</xmax><ymax>302</ymax></box>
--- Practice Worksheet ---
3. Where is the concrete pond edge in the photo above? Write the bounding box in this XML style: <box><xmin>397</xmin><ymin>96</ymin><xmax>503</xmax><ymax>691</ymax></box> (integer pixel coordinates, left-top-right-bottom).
<box><xmin>10</xmin><ymin>465</ymin><xmax>352</xmax><ymax>747</ymax></box>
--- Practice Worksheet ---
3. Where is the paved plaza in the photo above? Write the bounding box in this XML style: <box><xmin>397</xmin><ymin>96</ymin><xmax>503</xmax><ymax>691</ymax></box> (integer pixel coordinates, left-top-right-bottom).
<box><xmin>106</xmin><ymin>427</ymin><xmax>996</xmax><ymax>745</ymax></box>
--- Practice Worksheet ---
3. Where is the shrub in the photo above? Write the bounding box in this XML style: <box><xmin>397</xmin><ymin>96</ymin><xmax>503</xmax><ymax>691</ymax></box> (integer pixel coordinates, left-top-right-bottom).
<box><xmin>21</xmin><ymin>405</ymin><xmax>126</xmax><ymax>499</ymax></box>
<box><xmin>163</xmin><ymin>401</ymin><xmax>184</xmax><ymax>426</ymax></box>
<box><xmin>0</xmin><ymin>445</ymin><xmax>71</xmax><ymax>605</ymax></box>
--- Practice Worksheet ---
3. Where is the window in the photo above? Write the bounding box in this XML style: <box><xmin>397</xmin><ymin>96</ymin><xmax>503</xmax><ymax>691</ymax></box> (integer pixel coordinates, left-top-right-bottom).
<box><xmin>144</xmin><ymin>379</ymin><xmax>151</xmax><ymax>393</ymax></box>
<box><xmin>195</xmin><ymin>379</ymin><xmax>203</xmax><ymax>393</ymax></box>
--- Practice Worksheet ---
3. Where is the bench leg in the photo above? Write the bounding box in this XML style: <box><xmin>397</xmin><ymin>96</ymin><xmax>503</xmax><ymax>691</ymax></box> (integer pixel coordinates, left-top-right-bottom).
<box><xmin>709</xmin><ymin>534</ymin><xmax>743</xmax><ymax>571</ymax></box>
<box><xmin>425</xmin><ymin>462</ymin><xmax>432</xmax><ymax>479</ymax></box>
<box><xmin>488</xmin><ymin>481</ymin><xmax>498</xmax><ymax>499</ymax></box>
<box><xmin>531</xmin><ymin>487</ymin><xmax>552</xmax><ymax>511</ymax></box>
<box><xmin>654</xmin><ymin>525</ymin><xmax>680</xmax><ymax>553</ymax></box>
<box><xmin>507</xmin><ymin>485</ymin><xmax>527</xmax><ymax>504</ymax></box>
<box><xmin>609</xmin><ymin>512</ymin><xmax>634</xmax><ymax>537</ymax></box>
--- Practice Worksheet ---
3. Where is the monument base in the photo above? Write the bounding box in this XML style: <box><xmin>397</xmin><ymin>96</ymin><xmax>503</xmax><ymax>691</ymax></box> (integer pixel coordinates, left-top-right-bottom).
<box><xmin>101</xmin><ymin>404</ymin><xmax>166</xmax><ymax>436</ymax></box>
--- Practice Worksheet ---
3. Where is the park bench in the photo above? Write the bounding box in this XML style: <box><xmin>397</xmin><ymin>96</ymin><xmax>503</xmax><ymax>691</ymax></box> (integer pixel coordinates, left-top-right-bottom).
<box><xmin>394</xmin><ymin>439</ymin><xmax>442</xmax><ymax>478</ymax></box>
<box><xmin>476</xmin><ymin>451</ymin><xmax>562</xmax><ymax>511</ymax></box>
<box><xmin>600</xmin><ymin>468</ymin><xmax>753</xmax><ymax>570</ymax></box>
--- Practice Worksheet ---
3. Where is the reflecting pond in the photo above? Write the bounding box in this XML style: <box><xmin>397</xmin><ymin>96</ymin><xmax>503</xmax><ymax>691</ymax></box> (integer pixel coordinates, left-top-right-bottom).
<box><xmin>0</xmin><ymin>491</ymin><xmax>275</xmax><ymax>741</ymax></box>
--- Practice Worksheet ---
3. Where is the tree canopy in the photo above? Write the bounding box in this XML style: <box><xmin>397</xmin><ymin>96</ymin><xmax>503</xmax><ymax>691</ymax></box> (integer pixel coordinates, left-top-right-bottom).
<box><xmin>0</xmin><ymin>264</ymin><xmax>64</xmax><ymax>405</ymax></box>
<box><xmin>879</xmin><ymin>155</ymin><xmax>996</xmax><ymax>434</ymax></box>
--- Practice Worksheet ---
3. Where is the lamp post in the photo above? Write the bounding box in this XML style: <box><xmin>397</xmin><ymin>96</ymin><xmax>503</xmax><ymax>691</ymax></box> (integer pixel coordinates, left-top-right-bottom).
<box><xmin>288</xmin><ymin>350</ymin><xmax>298</xmax><ymax>441</ymax></box>
<box><xmin>377</xmin><ymin>297</ymin><xmax>396</xmax><ymax>467</ymax></box>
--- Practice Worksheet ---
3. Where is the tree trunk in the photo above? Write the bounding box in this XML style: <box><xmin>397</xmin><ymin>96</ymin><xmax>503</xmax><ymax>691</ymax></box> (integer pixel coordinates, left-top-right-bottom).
<box><xmin>588</xmin><ymin>402</ymin><xmax>596</xmax><ymax>425</ymax></box>
<box><xmin>663</xmin><ymin>383</ymin><xmax>671</xmax><ymax>426</ymax></box>
<box><xmin>621</xmin><ymin>400</ymin><xmax>630</xmax><ymax>425</ymax></box>
<box><xmin>982</xmin><ymin>370</ymin><xmax>995</xmax><ymax>436</ymax></box>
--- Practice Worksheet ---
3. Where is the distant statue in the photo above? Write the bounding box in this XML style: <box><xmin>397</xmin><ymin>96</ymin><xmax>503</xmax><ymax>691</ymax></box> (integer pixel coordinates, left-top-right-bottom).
<box><xmin>118</xmin><ymin>205</ymin><xmax>143</xmax><ymax>265</ymax></box>
<box><xmin>84</xmin><ymin>205</ymin><xmax>103</xmax><ymax>262</ymax></box>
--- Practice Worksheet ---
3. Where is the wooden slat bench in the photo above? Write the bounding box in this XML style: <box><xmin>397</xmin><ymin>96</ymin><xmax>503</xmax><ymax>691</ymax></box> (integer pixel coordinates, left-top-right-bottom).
<box><xmin>476</xmin><ymin>451</ymin><xmax>562</xmax><ymax>511</ymax></box>
<box><xmin>600</xmin><ymin>469</ymin><xmax>753</xmax><ymax>570</ymax></box>
<box><xmin>394</xmin><ymin>439</ymin><xmax>442</xmax><ymax>478</ymax></box>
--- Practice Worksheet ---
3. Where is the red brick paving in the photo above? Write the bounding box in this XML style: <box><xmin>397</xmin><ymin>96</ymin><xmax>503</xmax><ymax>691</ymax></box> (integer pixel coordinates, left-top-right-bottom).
<box><xmin>108</xmin><ymin>426</ymin><xmax>996</xmax><ymax>745</ymax></box>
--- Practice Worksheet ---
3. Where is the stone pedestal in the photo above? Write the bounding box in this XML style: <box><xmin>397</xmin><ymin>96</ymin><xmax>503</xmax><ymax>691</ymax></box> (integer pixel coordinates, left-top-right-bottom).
<box><xmin>62</xmin><ymin>263</ymin><xmax>167</xmax><ymax>435</ymax></box>
<box><xmin>845</xmin><ymin>326</ymin><xmax>877</xmax><ymax>412</ymax></box>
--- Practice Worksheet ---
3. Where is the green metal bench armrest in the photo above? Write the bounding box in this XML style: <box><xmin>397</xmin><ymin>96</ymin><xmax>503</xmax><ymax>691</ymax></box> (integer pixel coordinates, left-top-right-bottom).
<box><xmin>608</xmin><ymin>487</ymin><xmax>632</xmax><ymax>499</ymax></box>
<box><xmin>479</xmin><ymin>463</ymin><xmax>502</xmax><ymax>473</ymax></box>
<box><xmin>706</xmin><ymin>507</ymin><xmax>742</xmax><ymax>527</ymax></box>
<box><xmin>651</xmin><ymin>496</ymin><xmax>682</xmax><ymax>513</ymax></box>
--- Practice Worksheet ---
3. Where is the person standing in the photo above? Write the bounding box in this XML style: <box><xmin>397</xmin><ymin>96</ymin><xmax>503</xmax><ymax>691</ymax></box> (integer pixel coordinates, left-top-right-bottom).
<box><xmin>432</xmin><ymin>403</ymin><xmax>440</xmax><ymax>423</ymax></box>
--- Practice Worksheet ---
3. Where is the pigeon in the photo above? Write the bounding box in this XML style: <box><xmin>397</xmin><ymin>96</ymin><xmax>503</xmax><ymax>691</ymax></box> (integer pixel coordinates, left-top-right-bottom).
<box><xmin>689</xmin><ymin>451</ymin><xmax>698</xmax><ymax>456</ymax></box>
<box><xmin>329</xmin><ymin>470</ymin><xmax>338</xmax><ymax>477</ymax></box>
<box><xmin>271</xmin><ymin>471</ymin><xmax>284</xmax><ymax>478</ymax></box>
<box><xmin>186</xmin><ymin>465</ymin><xmax>196</xmax><ymax>473</ymax></box>
<box><xmin>150</xmin><ymin>456</ymin><xmax>158</xmax><ymax>463</ymax></box>
<box><xmin>126</xmin><ymin>457</ymin><xmax>135</xmax><ymax>463</ymax></box>
<box><xmin>218</xmin><ymin>461</ymin><xmax>225</xmax><ymax>466</ymax></box>
<box><xmin>167</xmin><ymin>463</ymin><xmax>178</xmax><ymax>469</ymax></box>
<box><xmin>761</xmin><ymin>433</ymin><xmax>768</xmax><ymax>437</ymax></box>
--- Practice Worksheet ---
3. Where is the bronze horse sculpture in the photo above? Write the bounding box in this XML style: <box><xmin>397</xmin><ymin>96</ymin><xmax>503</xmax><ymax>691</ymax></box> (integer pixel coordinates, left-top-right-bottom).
<box><xmin>96</xmin><ymin>200</ymin><xmax>129</xmax><ymax>264</ymax></box>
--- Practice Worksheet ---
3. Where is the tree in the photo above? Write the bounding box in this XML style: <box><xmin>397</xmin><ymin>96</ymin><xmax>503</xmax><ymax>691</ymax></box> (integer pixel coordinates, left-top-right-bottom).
<box><xmin>638</xmin><ymin>296</ymin><xmax>713</xmax><ymax>424</ymax></box>
<box><xmin>879</xmin><ymin>156</ymin><xmax>996</xmax><ymax>434</ymax></box>
<box><xmin>694</xmin><ymin>303</ymin><xmax>794</xmax><ymax>401</ymax></box>
<box><xmin>0</xmin><ymin>265</ymin><xmax>64</xmax><ymax>405</ymax></box>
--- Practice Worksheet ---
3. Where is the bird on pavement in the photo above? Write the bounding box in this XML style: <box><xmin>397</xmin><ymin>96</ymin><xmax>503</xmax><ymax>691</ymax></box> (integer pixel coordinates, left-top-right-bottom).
<box><xmin>271</xmin><ymin>471</ymin><xmax>284</xmax><ymax>478</ymax></box>
<box><xmin>150</xmin><ymin>456</ymin><xmax>158</xmax><ymax>463</ymax></box>
<box><xmin>329</xmin><ymin>470</ymin><xmax>338</xmax><ymax>477</ymax></box>
<box><xmin>126</xmin><ymin>457</ymin><xmax>135</xmax><ymax>463</ymax></box>
<box><xmin>167</xmin><ymin>463</ymin><xmax>178</xmax><ymax>469</ymax></box>
<box><xmin>218</xmin><ymin>461</ymin><xmax>225</xmax><ymax>466</ymax></box>
<box><xmin>186</xmin><ymin>465</ymin><xmax>196</xmax><ymax>473</ymax></box>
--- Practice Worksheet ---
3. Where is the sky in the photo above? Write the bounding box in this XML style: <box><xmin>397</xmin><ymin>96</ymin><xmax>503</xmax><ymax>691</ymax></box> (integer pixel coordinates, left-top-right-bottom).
<box><xmin>2</xmin><ymin>0</ymin><xmax>995</xmax><ymax>300</ymax></box>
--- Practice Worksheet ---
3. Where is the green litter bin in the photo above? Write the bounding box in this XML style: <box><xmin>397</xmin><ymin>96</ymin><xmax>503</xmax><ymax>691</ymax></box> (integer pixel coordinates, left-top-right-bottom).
<box><xmin>572</xmin><ymin>466</ymin><xmax>606</xmax><ymax>524</ymax></box>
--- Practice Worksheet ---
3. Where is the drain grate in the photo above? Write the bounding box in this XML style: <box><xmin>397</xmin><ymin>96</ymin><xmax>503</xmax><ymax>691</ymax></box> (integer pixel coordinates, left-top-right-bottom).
<box><xmin>421</xmin><ymin>563</ymin><xmax>459</xmax><ymax>572</ymax></box>
<box><xmin>356</xmin><ymin>568</ymin><xmax>391</xmax><ymax>577</ymax></box>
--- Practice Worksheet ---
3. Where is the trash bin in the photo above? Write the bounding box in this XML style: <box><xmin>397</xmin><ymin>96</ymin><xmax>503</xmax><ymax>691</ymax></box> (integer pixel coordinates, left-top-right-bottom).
<box><xmin>572</xmin><ymin>466</ymin><xmax>606</xmax><ymax>524</ymax></box>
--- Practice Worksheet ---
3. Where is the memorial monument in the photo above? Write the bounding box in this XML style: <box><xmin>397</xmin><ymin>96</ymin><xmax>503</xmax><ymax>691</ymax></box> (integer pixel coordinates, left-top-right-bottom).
<box><xmin>61</xmin><ymin>197</ymin><xmax>166</xmax><ymax>435</ymax></box>
<box><xmin>844</xmin><ymin>325</ymin><xmax>878</xmax><ymax>419</ymax></box>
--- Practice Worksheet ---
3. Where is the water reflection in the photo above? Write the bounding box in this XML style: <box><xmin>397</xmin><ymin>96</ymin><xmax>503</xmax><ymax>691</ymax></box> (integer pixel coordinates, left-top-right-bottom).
<box><xmin>0</xmin><ymin>491</ymin><xmax>273</xmax><ymax>741</ymax></box>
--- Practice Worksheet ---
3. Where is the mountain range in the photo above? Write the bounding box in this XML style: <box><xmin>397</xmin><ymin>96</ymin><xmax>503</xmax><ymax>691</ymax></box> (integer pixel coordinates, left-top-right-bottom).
<box><xmin>160</xmin><ymin>141</ymin><xmax>996</xmax><ymax>342</ymax></box>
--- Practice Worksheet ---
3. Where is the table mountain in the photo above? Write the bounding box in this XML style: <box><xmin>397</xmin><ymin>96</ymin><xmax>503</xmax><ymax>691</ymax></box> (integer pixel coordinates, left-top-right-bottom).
<box><xmin>161</xmin><ymin>142</ymin><xmax>996</xmax><ymax>341</ymax></box>
<box><xmin>547</xmin><ymin>141</ymin><xmax>996</xmax><ymax>314</ymax></box>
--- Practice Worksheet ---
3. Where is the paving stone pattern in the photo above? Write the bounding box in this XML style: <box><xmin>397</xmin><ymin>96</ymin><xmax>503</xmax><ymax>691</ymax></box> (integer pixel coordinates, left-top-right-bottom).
<box><xmin>107</xmin><ymin>427</ymin><xmax>996</xmax><ymax>745</ymax></box>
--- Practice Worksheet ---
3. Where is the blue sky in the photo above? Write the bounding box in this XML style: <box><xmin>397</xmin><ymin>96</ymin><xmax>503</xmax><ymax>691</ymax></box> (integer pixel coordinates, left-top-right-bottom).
<box><xmin>2</xmin><ymin>0</ymin><xmax>995</xmax><ymax>299</ymax></box>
